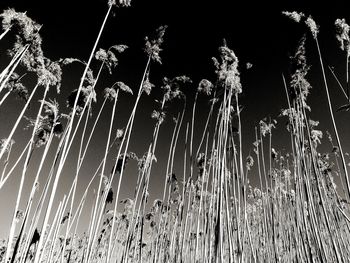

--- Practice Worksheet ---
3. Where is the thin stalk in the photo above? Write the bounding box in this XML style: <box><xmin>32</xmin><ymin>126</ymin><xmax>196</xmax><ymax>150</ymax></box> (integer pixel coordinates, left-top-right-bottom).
<box><xmin>189</xmin><ymin>92</ymin><xmax>198</xmax><ymax>179</ymax></box>
<box><xmin>105</xmin><ymin>55</ymin><xmax>151</xmax><ymax>263</ymax></box>
<box><xmin>33</xmin><ymin>6</ymin><xmax>112</xmax><ymax>262</ymax></box>
<box><xmin>14</xmin><ymin>126</ymin><xmax>55</xmax><ymax>263</ymax></box>
<box><xmin>0</xmin><ymin>90</ymin><xmax>11</xmax><ymax>107</ymax></box>
<box><xmin>0</xmin><ymin>27</ymin><xmax>10</xmax><ymax>41</ymax></box>
<box><xmin>0</xmin><ymin>82</ymin><xmax>39</xmax><ymax>161</ymax></box>
<box><xmin>0</xmin><ymin>141</ymin><xmax>30</xmax><ymax>189</ymax></box>
<box><xmin>315</xmin><ymin>38</ymin><xmax>350</xmax><ymax>201</ymax></box>
<box><xmin>47</xmin><ymin>196</ymin><xmax>66</xmax><ymax>263</ymax></box>
<box><xmin>0</xmin><ymin>139</ymin><xmax>14</xmax><ymax>183</ymax></box>
<box><xmin>346</xmin><ymin>54</ymin><xmax>349</xmax><ymax>103</ymax></box>
<box><xmin>60</xmin><ymin>103</ymin><xmax>92</xmax><ymax>263</ymax></box>
<box><xmin>18</xmin><ymin>126</ymin><xmax>70</xmax><ymax>263</ymax></box>
<box><xmin>328</xmin><ymin>65</ymin><xmax>348</xmax><ymax>100</ymax></box>
<box><xmin>0</xmin><ymin>45</ymin><xmax>29</xmax><ymax>94</ymax></box>
<box><xmin>4</xmin><ymin>83</ymin><xmax>49</xmax><ymax>263</ymax></box>
<box><xmin>195</xmin><ymin>90</ymin><xmax>217</xmax><ymax>159</ymax></box>
<box><xmin>86</xmin><ymin>92</ymin><xmax>118</xmax><ymax>262</ymax></box>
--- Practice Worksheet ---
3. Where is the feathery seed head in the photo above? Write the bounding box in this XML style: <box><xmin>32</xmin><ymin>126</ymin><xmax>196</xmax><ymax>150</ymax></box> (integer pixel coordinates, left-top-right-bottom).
<box><xmin>4</xmin><ymin>73</ymin><xmax>29</xmax><ymax>102</ymax></box>
<box><xmin>104</xmin><ymin>87</ymin><xmax>118</xmax><ymax>100</ymax></box>
<box><xmin>305</xmin><ymin>16</ymin><xmax>319</xmax><ymax>39</ymax></box>
<box><xmin>114</xmin><ymin>81</ymin><xmax>133</xmax><ymax>94</ymax></box>
<box><xmin>246</xmin><ymin>155</ymin><xmax>254</xmax><ymax>170</ymax></box>
<box><xmin>161</xmin><ymin>75</ymin><xmax>191</xmax><ymax>102</ymax></box>
<box><xmin>246</xmin><ymin>62</ymin><xmax>253</xmax><ymax>69</ymax></box>
<box><xmin>95</xmin><ymin>45</ymin><xmax>128</xmax><ymax>74</ymax></box>
<box><xmin>0</xmin><ymin>138</ymin><xmax>15</xmax><ymax>153</ymax></box>
<box><xmin>335</xmin><ymin>18</ymin><xmax>350</xmax><ymax>57</ymax></box>
<box><xmin>37</xmin><ymin>59</ymin><xmax>62</xmax><ymax>92</ymax></box>
<box><xmin>145</xmin><ymin>25</ymin><xmax>168</xmax><ymax>64</ymax></box>
<box><xmin>142</xmin><ymin>71</ymin><xmax>155</xmax><ymax>95</ymax></box>
<box><xmin>151</xmin><ymin>110</ymin><xmax>166</xmax><ymax>124</ymax></box>
<box><xmin>259</xmin><ymin>119</ymin><xmax>275</xmax><ymax>137</ymax></box>
<box><xmin>108</xmin><ymin>0</ymin><xmax>131</xmax><ymax>7</ymax></box>
<box><xmin>290</xmin><ymin>36</ymin><xmax>312</xmax><ymax>111</ymax></box>
<box><xmin>282</xmin><ymin>11</ymin><xmax>305</xmax><ymax>23</ymax></box>
<box><xmin>283</xmin><ymin>11</ymin><xmax>318</xmax><ymax>39</ymax></box>
<box><xmin>311</xmin><ymin>129</ymin><xmax>323</xmax><ymax>148</ymax></box>
<box><xmin>116</xmin><ymin>129</ymin><xmax>124</xmax><ymax>141</ymax></box>
<box><xmin>198</xmin><ymin>79</ymin><xmax>213</xmax><ymax>95</ymax></box>
<box><xmin>213</xmin><ymin>40</ymin><xmax>241</xmax><ymax>94</ymax></box>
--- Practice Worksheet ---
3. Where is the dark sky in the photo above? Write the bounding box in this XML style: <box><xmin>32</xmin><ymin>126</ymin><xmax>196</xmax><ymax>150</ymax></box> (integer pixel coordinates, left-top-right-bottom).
<box><xmin>0</xmin><ymin>0</ymin><xmax>350</xmax><ymax>237</ymax></box>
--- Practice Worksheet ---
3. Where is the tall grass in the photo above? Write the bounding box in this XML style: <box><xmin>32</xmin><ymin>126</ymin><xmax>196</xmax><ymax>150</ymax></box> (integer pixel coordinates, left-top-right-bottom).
<box><xmin>0</xmin><ymin>4</ymin><xmax>350</xmax><ymax>263</ymax></box>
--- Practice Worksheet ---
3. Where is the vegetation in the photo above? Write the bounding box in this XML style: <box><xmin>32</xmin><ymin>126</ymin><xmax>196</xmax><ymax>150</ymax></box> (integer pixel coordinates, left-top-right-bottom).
<box><xmin>0</xmin><ymin>3</ymin><xmax>350</xmax><ymax>263</ymax></box>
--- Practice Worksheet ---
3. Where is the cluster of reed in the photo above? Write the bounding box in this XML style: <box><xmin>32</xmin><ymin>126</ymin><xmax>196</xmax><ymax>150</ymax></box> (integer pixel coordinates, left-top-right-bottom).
<box><xmin>0</xmin><ymin>3</ymin><xmax>350</xmax><ymax>263</ymax></box>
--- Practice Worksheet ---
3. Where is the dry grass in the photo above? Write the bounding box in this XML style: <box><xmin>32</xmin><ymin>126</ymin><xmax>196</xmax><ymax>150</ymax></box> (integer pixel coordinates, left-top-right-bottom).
<box><xmin>0</xmin><ymin>3</ymin><xmax>350</xmax><ymax>263</ymax></box>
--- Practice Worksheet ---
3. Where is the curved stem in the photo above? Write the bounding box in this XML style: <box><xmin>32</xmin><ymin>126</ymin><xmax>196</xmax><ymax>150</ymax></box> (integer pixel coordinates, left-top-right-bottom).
<box><xmin>106</xmin><ymin>55</ymin><xmax>151</xmax><ymax>262</ymax></box>
<box><xmin>33</xmin><ymin>6</ymin><xmax>112</xmax><ymax>263</ymax></box>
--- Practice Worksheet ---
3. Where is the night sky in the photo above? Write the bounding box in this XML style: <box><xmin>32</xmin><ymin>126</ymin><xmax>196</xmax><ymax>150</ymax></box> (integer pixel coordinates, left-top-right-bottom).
<box><xmin>0</xmin><ymin>0</ymin><xmax>349</xmax><ymax>237</ymax></box>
